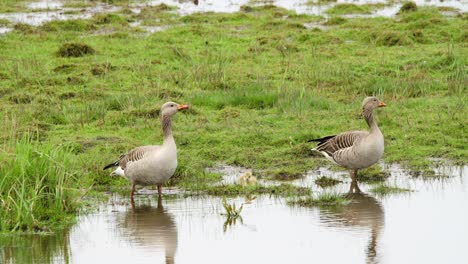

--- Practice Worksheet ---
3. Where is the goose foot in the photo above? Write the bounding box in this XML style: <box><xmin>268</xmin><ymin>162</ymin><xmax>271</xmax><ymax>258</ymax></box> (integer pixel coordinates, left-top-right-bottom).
<box><xmin>349</xmin><ymin>180</ymin><xmax>362</xmax><ymax>193</ymax></box>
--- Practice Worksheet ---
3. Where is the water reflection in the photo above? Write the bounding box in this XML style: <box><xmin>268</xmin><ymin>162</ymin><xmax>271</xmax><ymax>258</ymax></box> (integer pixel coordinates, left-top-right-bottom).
<box><xmin>0</xmin><ymin>230</ymin><xmax>70</xmax><ymax>264</ymax></box>
<box><xmin>320</xmin><ymin>190</ymin><xmax>384</xmax><ymax>264</ymax></box>
<box><xmin>2</xmin><ymin>165</ymin><xmax>467</xmax><ymax>263</ymax></box>
<box><xmin>117</xmin><ymin>198</ymin><xmax>178</xmax><ymax>264</ymax></box>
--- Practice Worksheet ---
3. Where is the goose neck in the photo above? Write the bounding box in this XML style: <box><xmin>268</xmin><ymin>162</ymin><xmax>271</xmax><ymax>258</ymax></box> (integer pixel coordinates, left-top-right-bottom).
<box><xmin>363</xmin><ymin>109</ymin><xmax>380</xmax><ymax>133</ymax></box>
<box><xmin>161</xmin><ymin>114</ymin><xmax>174</xmax><ymax>145</ymax></box>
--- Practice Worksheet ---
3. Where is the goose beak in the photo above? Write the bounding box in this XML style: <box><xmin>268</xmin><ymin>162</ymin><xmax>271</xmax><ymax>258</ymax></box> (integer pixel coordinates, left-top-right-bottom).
<box><xmin>378</xmin><ymin>101</ymin><xmax>386</xmax><ymax>107</ymax></box>
<box><xmin>177</xmin><ymin>104</ymin><xmax>189</xmax><ymax>110</ymax></box>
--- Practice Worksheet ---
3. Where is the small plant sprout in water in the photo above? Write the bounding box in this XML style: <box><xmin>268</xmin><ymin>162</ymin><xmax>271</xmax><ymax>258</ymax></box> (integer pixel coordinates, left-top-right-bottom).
<box><xmin>221</xmin><ymin>196</ymin><xmax>256</xmax><ymax>232</ymax></box>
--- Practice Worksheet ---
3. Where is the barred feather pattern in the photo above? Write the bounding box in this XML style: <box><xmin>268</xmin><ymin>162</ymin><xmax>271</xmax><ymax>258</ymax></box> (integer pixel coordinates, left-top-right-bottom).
<box><xmin>315</xmin><ymin>131</ymin><xmax>368</xmax><ymax>157</ymax></box>
<box><xmin>118</xmin><ymin>146</ymin><xmax>162</xmax><ymax>170</ymax></box>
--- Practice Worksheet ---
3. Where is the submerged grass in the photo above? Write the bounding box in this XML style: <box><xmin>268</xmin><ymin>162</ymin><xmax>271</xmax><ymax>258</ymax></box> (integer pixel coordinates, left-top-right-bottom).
<box><xmin>357</xmin><ymin>165</ymin><xmax>390</xmax><ymax>183</ymax></box>
<box><xmin>314</xmin><ymin>176</ymin><xmax>342</xmax><ymax>188</ymax></box>
<box><xmin>326</xmin><ymin>4</ymin><xmax>372</xmax><ymax>15</ymax></box>
<box><xmin>0</xmin><ymin>4</ymin><xmax>466</xmax><ymax>231</ymax></box>
<box><xmin>369</xmin><ymin>184</ymin><xmax>412</xmax><ymax>196</ymax></box>
<box><xmin>288</xmin><ymin>192</ymin><xmax>350</xmax><ymax>207</ymax></box>
<box><xmin>201</xmin><ymin>183</ymin><xmax>310</xmax><ymax>196</ymax></box>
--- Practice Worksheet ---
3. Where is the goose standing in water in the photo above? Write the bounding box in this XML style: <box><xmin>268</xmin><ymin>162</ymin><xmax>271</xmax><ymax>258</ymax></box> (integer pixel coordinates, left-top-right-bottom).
<box><xmin>103</xmin><ymin>101</ymin><xmax>188</xmax><ymax>200</ymax></box>
<box><xmin>310</xmin><ymin>97</ymin><xmax>386</xmax><ymax>192</ymax></box>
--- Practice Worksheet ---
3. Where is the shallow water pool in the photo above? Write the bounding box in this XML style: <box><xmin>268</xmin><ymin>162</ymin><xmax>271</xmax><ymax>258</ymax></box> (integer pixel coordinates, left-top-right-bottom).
<box><xmin>1</xmin><ymin>164</ymin><xmax>467</xmax><ymax>264</ymax></box>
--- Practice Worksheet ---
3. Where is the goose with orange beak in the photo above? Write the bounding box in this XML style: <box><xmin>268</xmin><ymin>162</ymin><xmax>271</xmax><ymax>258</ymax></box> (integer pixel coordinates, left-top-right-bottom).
<box><xmin>104</xmin><ymin>102</ymin><xmax>189</xmax><ymax>200</ymax></box>
<box><xmin>309</xmin><ymin>97</ymin><xmax>386</xmax><ymax>193</ymax></box>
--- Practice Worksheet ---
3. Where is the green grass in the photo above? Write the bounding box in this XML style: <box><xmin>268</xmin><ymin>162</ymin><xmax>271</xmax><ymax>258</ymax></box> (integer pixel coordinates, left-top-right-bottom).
<box><xmin>288</xmin><ymin>192</ymin><xmax>350</xmax><ymax>207</ymax></box>
<box><xmin>369</xmin><ymin>183</ymin><xmax>412</xmax><ymax>196</ymax></box>
<box><xmin>0</xmin><ymin>137</ymin><xmax>81</xmax><ymax>232</ymax></box>
<box><xmin>326</xmin><ymin>4</ymin><xmax>372</xmax><ymax>15</ymax></box>
<box><xmin>196</xmin><ymin>183</ymin><xmax>310</xmax><ymax>196</ymax></box>
<box><xmin>357</xmin><ymin>165</ymin><xmax>390</xmax><ymax>183</ymax></box>
<box><xmin>314</xmin><ymin>176</ymin><xmax>342</xmax><ymax>188</ymax></box>
<box><xmin>0</xmin><ymin>5</ymin><xmax>466</xmax><ymax>231</ymax></box>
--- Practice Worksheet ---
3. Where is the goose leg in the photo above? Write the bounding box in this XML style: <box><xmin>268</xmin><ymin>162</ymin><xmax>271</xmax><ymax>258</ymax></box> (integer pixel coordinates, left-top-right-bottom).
<box><xmin>130</xmin><ymin>183</ymin><xmax>136</xmax><ymax>199</ymax></box>
<box><xmin>157</xmin><ymin>184</ymin><xmax>162</xmax><ymax>198</ymax></box>
<box><xmin>349</xmin><ymin>170</ymin><xmax>361</xmax><ymax>193</ymax></box>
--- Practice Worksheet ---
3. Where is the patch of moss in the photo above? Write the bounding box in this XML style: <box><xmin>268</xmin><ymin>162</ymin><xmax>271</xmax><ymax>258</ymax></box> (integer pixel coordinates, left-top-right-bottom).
<box><xmin>56</xmin><ymin>43</ymin><xmax>95</xmax><ymax>57</ymax></box>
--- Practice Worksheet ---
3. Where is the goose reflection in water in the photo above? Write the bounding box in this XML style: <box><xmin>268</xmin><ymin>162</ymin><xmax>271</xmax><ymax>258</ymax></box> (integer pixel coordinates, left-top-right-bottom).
<box><xmin>118</xmin><ymin>198</ymin><xmax>178</xmax><ymax>264</ymax></box>
<box><xmin>320</xmin><ymin>184</ymin><xmax>385</xmax><ymax>264</ymax></box>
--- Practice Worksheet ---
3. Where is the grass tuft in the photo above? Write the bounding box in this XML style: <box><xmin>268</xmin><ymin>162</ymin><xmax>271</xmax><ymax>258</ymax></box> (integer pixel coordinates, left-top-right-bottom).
<box><xmin>56</xmin><ymin>42</ymin><xmax>95</xmax><ymax>57</ymax></box>
<box><xmin>315</xmin><ymin>176</ymin><xmax>342</xmax><ymax>188</ymax></box>
<box><xmin>0</xmin><ymin>138</ymin><xmax>80</xmax><ymax>232</ymax></box>
<box><xmin>369</xmin><ymin>183</ymin><xmax>412</xmax><ymax>196</ymax></box>
<box><xmin>288</xmin><ymin>192</ymin><xmax>350</xmax><ymax>207</ymax></box>
<box><xmin>326</xmin><ymin>4</ymin><xmax>371</xmax><ymax>15</ymax></box>
<box><xmin>399</xmin><ymin>1</ymin><xmax>417</xmax><ymax>14</ymax></box>
<box><xmin>324</xmin><ymin>16</ymin><xmax>347</xmax><ymax>26</ymax></box>
<box><xmin>201</xmin><ymin>184</ymin><xmax>310</xmax><ymax>196</ymax></box>
<box><xmin>357</xmin><ymin>166</ymin><xmax>390</xmax><ymax>183</ymax></box>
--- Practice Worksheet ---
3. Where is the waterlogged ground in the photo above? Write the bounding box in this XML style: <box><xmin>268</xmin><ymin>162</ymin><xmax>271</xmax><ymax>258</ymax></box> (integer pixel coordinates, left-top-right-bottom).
<box><xmin>0</xmin><ymin>0</ymin><xmax>467</xmax><ymax>262</ymax></box>
<box><xmin>0</xmin><ymin>0</ymin><xmax>466</xmax><ymax>28</ymax></box>
<box><xmin>1</xmin><ymin>164</ymin><xmax>467</xmax><ymax>264</ymax></box>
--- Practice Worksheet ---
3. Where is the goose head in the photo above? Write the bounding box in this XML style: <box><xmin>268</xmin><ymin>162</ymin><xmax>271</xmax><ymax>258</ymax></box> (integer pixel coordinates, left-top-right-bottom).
<box><xmin>160</xmin><ymin>101</ymin><xmax>189</xmax><ymax>117</ymax></box>
<box><xmin>362</xmin><ymin>96</ymin><xmax>386</xmax><ymax>112</ymax></box>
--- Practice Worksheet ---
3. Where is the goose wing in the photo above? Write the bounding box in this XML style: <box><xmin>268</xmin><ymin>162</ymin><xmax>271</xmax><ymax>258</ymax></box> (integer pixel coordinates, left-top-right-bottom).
<box><xmin>103</xmin><ymin>145</ymin><xmax>161</xmax><ymax>170</ymax></box>
<box><xmin>310</xmin><ymin>130</ymin><xmax>368</xmax><ymax>156</ymax></box>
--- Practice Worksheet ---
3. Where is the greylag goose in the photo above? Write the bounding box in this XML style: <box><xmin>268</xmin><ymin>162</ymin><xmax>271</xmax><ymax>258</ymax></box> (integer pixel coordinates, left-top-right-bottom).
<box><xmin>103</xmin><ymin>101</ymin><xmax>188</xmax><ymax>200</ymax></box>
<box><xmin>309</xmin><ymin>97</ymin><xmax>386</xmax><ymax>191</ymax></box>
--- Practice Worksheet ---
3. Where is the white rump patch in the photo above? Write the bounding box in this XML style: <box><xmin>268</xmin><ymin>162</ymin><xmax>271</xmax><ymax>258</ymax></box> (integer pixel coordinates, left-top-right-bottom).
<box><xmin>110</xmin><ymin>166</ymin><xmax>125</xmax><ymax>177</ymax></box>
<box><xmin>312</xmin><ymin>148</ymin><xmax>338</xmax><ymax>165</ymax></box>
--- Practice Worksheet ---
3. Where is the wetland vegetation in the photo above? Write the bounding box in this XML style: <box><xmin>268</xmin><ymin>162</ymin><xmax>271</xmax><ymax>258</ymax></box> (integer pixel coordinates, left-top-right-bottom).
<box><xmin>0</xmin><ymin>0</ymin><xmax>466</xmax><ymax>232</ymax></box>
